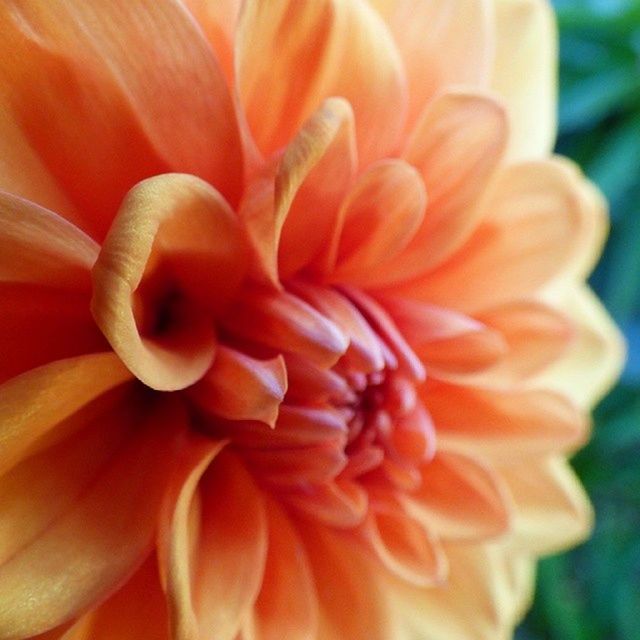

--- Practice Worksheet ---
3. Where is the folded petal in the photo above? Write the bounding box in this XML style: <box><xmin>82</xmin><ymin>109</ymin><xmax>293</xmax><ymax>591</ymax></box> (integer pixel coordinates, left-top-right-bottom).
<box><xmin>236</xmin><ymin>0</ymin><xmax>406</xmax><ymax>164</ymax></box>
<box><xmin>0</xmin><ymin>394</ymin><xmax>185</xmax><ymax>638</ymax></box>
<box><xmin>189</xmin><ymin>347</ymin><xmax>287</xmax><ymax>427</ymax></box>
<box><xmin>399</xmin><ymin>452</ymin><xmax>512</xmax><ymax>541</ymax></box>
<box><xmin>0</xmin><ymin>192</ymin><xmax>97</xmax><ymax>289</ymax></box>
<box><xmin>395</xmin><ymin>158</ymin><xmax>604</xmax><ymax>313</ymax></box>
<box><xmin>247</xmin><ymin>499</ymin><xmax>318</xmax><ymax>640</ymax></box>
<box><xmin>0</xmin><ymin>0</ymin><xmax>242</xmax><ymax>238</ymax></box>
<box><xmin>370</xmin><ymin>0</ymin><xmax>494</xmax><ymax>131</ymax></box>
<box><xmin>424</xmin><ymin>379</ymin><xmax>587</xmax><ymax>457</ymax></box>
<box><xmin>330</xmin><ymin>160</ymin><xmax>426</xmax><ymax>284</ymax></box>
<box><xmin>92</xmin><ymin>174</ymin><xmax>246</xmax><ymax>391</ymax></box>
<box><xmin>492</xmin><ymin>0</ymin><xmax>557</xmax><ymax>161</ymax></box>
<box><xmin>0</xmin><ymin>353</ymin><xmax>132</xmax><ymax>475</ymax></box>
<box><xmin>498</xmin><ymin>455</ymin><xmax>594</xmax><ymax>554</ymax></box>
<box><xmin>160</xmin><ymin>446</ymin><xmax>267</xmax><ymax>640</ymax></box>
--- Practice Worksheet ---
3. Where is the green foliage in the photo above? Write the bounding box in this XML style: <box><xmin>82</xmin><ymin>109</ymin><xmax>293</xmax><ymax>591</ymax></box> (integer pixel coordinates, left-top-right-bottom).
<box><xmin>517</xmin><ymin>1</ymin><xmax>640</xmax><ymax>638</ymax></box>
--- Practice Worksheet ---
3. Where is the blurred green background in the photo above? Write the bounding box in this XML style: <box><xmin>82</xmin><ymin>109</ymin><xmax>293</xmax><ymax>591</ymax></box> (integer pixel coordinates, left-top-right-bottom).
<box><xmin>517</xmin><ymin>1</ymin><xmax>640</xmax><ymax>638</ymax></box>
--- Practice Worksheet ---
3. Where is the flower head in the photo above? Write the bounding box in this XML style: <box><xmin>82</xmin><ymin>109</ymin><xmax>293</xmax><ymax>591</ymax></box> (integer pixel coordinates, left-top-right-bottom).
<box><xmin>0</xmin><ymin>1</ymin><xmax>624</xmax><ymax>639</ymax></box>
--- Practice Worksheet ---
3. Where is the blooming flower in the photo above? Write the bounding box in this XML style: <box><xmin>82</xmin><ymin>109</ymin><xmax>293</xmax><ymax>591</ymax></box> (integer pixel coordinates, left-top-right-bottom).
<box><xmin>0</xmin><ymin>0</ymin><xmax>624</xmax><ymax>639</ymax></box>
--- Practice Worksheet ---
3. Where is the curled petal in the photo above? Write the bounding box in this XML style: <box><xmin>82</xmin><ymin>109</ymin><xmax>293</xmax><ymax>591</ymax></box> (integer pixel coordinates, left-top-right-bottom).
<box><xmin>189</xmin><ymin>347</ymin><xmax>287</xmax><ymax>427</ymax></box>
<box><xmin>0</xmin><ymin>394</ymin><xmax>185</xmax><ymax>638</ymax></box>
<box><xmin>492</xmin><ymin>0</ymin><xmax>557</xmax><ymax>161</ymax></box>
<box><xmin>237</xmin><ymin>0</ymin><xmax>407</xmax><ymax>163</ymax></box>
<box><xmin>91</xmin><ymin>174</ymin><xmax>246</xmax><ymax>391</ymax></box>
<box><xmin>160</xmin><ymin>446</ymin><xmax>267</xmax><ymax>640</ymax></box>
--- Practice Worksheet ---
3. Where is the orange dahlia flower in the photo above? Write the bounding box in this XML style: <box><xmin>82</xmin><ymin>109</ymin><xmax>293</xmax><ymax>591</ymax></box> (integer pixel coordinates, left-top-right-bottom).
<box><xmin>0</xmin><ymin>1</ymin><xmax>624</xmax><ymax>639</ymax></box>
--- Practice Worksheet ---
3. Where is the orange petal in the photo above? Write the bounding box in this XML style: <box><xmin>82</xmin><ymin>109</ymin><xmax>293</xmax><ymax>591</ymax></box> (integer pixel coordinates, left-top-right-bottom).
<box><xmin>0</xmin><ymin>353</ymin><xmax>132</xmax><ymax>475</ymax></box>
<box><xmin>396</xmin><ymin>159</ymin><xmax>603</xmax><ymax>313</ymax></box>
<box><xmin>61</xmin><ymin>555</ymin><xmax>170</xmax><ymax>640</ymax></box>
<box><xmin>183</xmin><ymin>0</ymin><xmax>241</xmax><ymax>84</ymax></box>
<box><xmin>160</xmin><ymin>447</ymin><xmax>267</xmax><ymax>640</ymax></box>
<box><xmin>478</xmin><ymin>299</ymin><xmax>574</xmax><ymax>379</ymax></box>
<box><xmin>424</xmin><ymin>379</ymin><xmax>587</xmax><ymax>457</ymax></box>
<box><xmin>359</xmin><ymin>508</ymin><xmax>448</xmax><ymax>587</ymax></box>
<box><xmin>0</xmin><ymin>192</ymin><xmax>97</xmax><ymax>289</ymax></box>
<box><xmin>276</xmin><ymin>99</ymin><xmax>357</xmax><ymax>280</ymax></box>
<box><xmin>189</xmin><ymin>347</ymin><xmax>287</xmax><ymax>428</ymax></box>
<box><xmin>0</xmin><ymin>0</ymin><xmax>242</xmax><ymax>239</ymax></box>
<box><xmin>248</xmin><ymin>499</ymin><xmax>318</xmax><ymax>640</ymax></box>
<box><xmin>330</xmin><ymin>160</ymin><xmax>426</xmax><ymax>284</ymax></box>
<box><xmin>222</xmin><ymin>288</ymin><xmax>348</xmax><ymax>368</ymax></box>
<box><xmin>492</xmin><ymin>0</ymin><xmax>557</xmax><ymax>161</ymax></box>
<box><xmin>398</xmin><ymin>452</ymin><xmax>512</xmax><ymax>542</ymax></box>
<box><xmin>0</xmin><ymin>394</ymin><xmax>185</xmax><ymax>638</ymax></box>
<box><xmin>370</xmin><ymin>0</ymin><xmax>494</xmax><ymax>131</ymax></box>
<box><xmin>284</xmin><ymin>354</ymin><xmax>355</xmax><ymax>405</ymax></box>
<box><xmin>300</xmin><ymin>523</ymin><xmax>396</xmax><ymax>640</ymax></box>
<box><xmin>371</xmin><ymin>91</ymin><xmax>507</xmax><ymax>285</ymax></box>
<box><xmin>0</xmin><ymin>283</ymin><xmax>105</xmax><ymax>385</ymax></box>
<box><xmin>498</xmin><ymin>455</ymin><xmax>594</xmax><ymax>554</ymax></box>
<box><xmin>382</xmin><ymin>297</ymin><xmax>507</xmax><ymax>374</ymax></box>
<box><xmin>236</xmin><ymin>0</ymin><xmax>406</xmax><ymax>164</ymax></box>
<box><xmin>91</xmin><ymin>174</ymin><xmax>246</xmax><ymax>391</ymax></box>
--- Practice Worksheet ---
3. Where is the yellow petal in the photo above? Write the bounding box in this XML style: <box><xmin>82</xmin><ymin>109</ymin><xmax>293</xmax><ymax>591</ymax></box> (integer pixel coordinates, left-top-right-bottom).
<box><xmin>236</xmin><ymin>0</ymin><xmax>406</xmax><ymax>164</ymax></box>
<box><xmin>492</xmin><ymin>0</ymin><xmax>558</xmax><ymax>161</ymax></box>
<box><xmin>91</xmin><ymin>174</ymin><xmax>246</xmax><ymax>391</ymax></box>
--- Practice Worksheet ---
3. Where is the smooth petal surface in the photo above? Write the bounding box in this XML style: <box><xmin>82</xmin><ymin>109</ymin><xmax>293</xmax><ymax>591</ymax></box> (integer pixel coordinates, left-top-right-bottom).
<box><xmin>0</xmin><ymin>395</ymin><xmax>184</xmax><ymax>638</ymax></box>
<box><xmin>160</xmin><ymin>447</ymin><xmax>267</xmax><ymax>640</ymax></box>
<box><xmin>0</xmin><ymin>353</ymin><xmax>132</xmax><ymax>476</ymax></box>
<box><xmin>492</xmin><ymin>0</ymin><xmax>557</xmax><ymax>161</ymax></box>
<box><xmin>0</xmin><ymin>0</ymin><xmax>242</xmax><ymax>239</ymax></box>
<box><xmin>425</xmin><ymin>380</ymin><xmax>587</xmax><ymax>457</ymax></box>
<box><xmin>370</xmin><ymin>0</ymin><xmax>494</xmax><ymax>131</ymax></box>
<box><xmin>236</xmin><ymin>0</ymin><xmax>406</xmax><ymax>164</ymax></box>
<box><xmin>499</xmin><ymin>456</ymin><xmax>594</xmax><ymax>554</ymax></box>
<box><xmin>92</xmin><ymin>174</ymin><xmax>246</xmax><ymax>391</ymax></box>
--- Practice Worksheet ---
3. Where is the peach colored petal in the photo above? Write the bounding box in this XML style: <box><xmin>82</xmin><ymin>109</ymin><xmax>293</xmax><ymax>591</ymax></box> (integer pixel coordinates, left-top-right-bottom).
<box><xmin>0</xmin><ymin>192</ymin><xmax>97</xmax><ymax>289</ymax></box>
<box><xmin>395</xmin><ymin>158</ymin><xmax>603</xmax><ymax>313</ymax></box>
<box><xmin>183</xmin><ymin>0</ymin><xmax>241</xmax><ymax>84</ymax></box>
<box><xmin>222</xmin><ymin>288</ymin><xmax>348</xmax><ymax>368</ymax></box>
<box><xmin>0</xmin><ymin>395</ymin><xmax>185</xmax><ymax>638</ymax></box>
<box><xmin>247</xmin><ymin>498</ymin><xmax>318</xmax><ymax>640</ymax></box>
<box><xmin>369</xmin><ymin>91</ymin><xmax>507</xmax><ymax>284</ymax></box>
<box><xmin>189</xmin><ymin>347</ymin><xmax>287</xmax><ymax>428</ymax></box>
<box><xmin>498</xmin><ymin>455</ymin><xmax>594</xmax><ymax>554</ymax></box>
<box><xmin>236</xmin><ymin>0</ymin><xmax>406</xmax><ymax>164</ymax></box>
<box><xmin>370</xmin><ymin>0</ymin><xmax>494</xmax><ymax>131</ymax></box>
<box><xmin>477</xmin><ymin>299</ymin><xmax>574</xmax><ymax>379</ymax></box>
<box><xmin>425</xmin><ymin>379</ymin><xmax>587</xmax><ymax>457</ymax></box>
<box><xmin>360</xmin><ymin>508</ymin><xmax>448</xmax><ymax>587</ymax></box>
<box><xmin>399</xmin><ymin>452</ymin><xmax>512</xmax><ymax>541</ymax></box>
<box><xmin>61</xmin><ymin>556</ymin><xmax>169</xmax><ymax>640</ymax></box>
<box><xmin>160</xmin><ymin>446</ymin><xmax>267</xmax><ymax>640</ymax></box>
<box><xmin>330</xmin><ymin>160</ymin><xmax>426</xmax><ymax>283</ymax></box>
<box><xmin>0</xmin><ymin>0</ymin><xmax>242</xmax><ymax>239</ymax></box>
<box><xmin>301</xmin><ymin>524</ymin><xmax>396</xmax><ymax>640</ymax></box>
<box><xmin>387</xmin><ymin>542</ymin><xmax>534</xmax><ymax>640</ymax></box>
<box><xmin>382</xmin><ymin>297</ymin><xmax>508</xmax><ymax>374</ymax></box>
<box><xmin>91</xmin><ymin>174</ymin><xmax>246</xmax><ymax>391</ymax></box>
<box><xmin>240</xmin><ymin>98</ymin><xmax>356</xmax><ymax>284</ymax></box>
<box><xmin>536</xmin><ymin>284</ymin><xmax>626</xmax><ymax>409</ymax></box>
<box><xmin>283</xmin><ymin>354</ymin><xmax>355</xmax><ymax>405</ymax></box>
<box><xmin>492</xmin><ymin>0</ymin><xmax>557</xmax><ymax>161</ymax></box>
<box><xmin>0</xmin><ymin>353</ymin><xmax>132</xmax><ymax>476</ymax></box>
